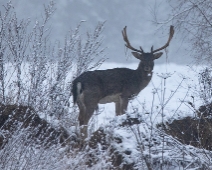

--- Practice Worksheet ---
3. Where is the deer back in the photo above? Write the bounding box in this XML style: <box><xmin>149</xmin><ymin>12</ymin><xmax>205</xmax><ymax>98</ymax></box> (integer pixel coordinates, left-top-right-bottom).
<box><xmin>72</xmin><ymin>64</ymin><xmax>153</xmax><ymax>104</ymax></box>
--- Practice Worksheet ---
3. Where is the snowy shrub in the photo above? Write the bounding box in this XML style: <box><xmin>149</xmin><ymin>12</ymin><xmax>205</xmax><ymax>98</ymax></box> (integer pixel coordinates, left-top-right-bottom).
<box><xmin>0</xmin><ymin>1</ymin><xmax>105</xmax><ymax>127</ymax></box>
<box><xmin>198</xmin><ymin>67</ymin><xmax>212</xmax><ymax>105</ymax></box>
<box><xmin>0</xmin><ymin>104</ymin><xmax>71</xmax><ymax>170</ymax></box>
<box><xmin>0</xmin><ymin>1</ymin><xmax>106</xmax><ymax>169</ymax></box>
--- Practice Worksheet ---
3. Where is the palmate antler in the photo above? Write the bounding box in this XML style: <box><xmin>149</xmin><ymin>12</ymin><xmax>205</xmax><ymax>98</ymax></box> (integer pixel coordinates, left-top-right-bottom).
<box><xmin>122</xmin><ymin>25</ymin><xmax>174</xmax><ymax>53</ymax></box>
<box><xmin>151</xmin><ymin>25</ymin><xmax>174</xmax><ymax>53</ymax></box>
<box><xmin>122</xmin><ymin>26</ymin><xmax>143</xmax><ymax>53</ymax></box>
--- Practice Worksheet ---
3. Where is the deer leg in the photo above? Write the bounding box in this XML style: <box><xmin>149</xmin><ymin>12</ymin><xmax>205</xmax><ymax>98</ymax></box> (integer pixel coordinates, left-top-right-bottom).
<box><xmin>78</xmin><ymin>107</ymin><xmax>96</xmax><ymax>140</ymax></box>
<box><xmin>78</xmin><ymin>92</ymin><xmax>99</xmax><ymax>140</ymax></box>
<box><xmin>115</xmin><ymin>101</ymin><xmax>121</xmax><ymax>116</ymax></box>
<box><xmin>77</xmin><ymin>92</ymin><xmax>89</xmax><ymax>140</ymax></box>
<box><xmin>115</xmin><ymin>97</ymin><xmax>129</xmax><ymax>115</ymax></box>
<box><xmin>77</xmin><ymin>102</ymin><xmax>88</xmax><ymax>139</ymax></box>
<box><xmin>120</xmin><ymin>97</ymin><xmax>129</xmax><ymax>115</ymax></box>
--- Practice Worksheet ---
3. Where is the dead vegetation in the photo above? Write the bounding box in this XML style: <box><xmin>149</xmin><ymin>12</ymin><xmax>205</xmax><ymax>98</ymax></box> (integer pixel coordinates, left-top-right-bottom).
<box><xmin>1</xmin><ymin>103</ymin><xmax>211</xmax><ymax>169</ymax></box>
<box><xmin>159</xmin><ymin>103</ymin><xmax>212</xmax><ymax>151</ymax></box>
<box><xmin>0</xmin><ymin>104</ymin><xmax>70</xmax><ymax>149</ymax></box>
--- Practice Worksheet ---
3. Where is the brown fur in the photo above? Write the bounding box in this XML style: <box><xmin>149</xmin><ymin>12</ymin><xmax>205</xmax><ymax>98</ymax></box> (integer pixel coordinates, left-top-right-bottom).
<box><xmin>72</xmin><ymin>26</ymin><xmax>174</xmax><ymax>139</ymax></box>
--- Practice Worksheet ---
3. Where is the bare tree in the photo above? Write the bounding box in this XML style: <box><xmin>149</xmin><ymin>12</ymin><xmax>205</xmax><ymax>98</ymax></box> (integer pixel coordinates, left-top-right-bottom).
<box><xmin>155</xmin><ymin>0</ymin><xmax>212</xmax><ymax>65</ymax></box>
<box><xmin>7</xmin><ymin>14</ymin><xmax>31</xmax><ymax>103</ymax></box>
<box><xmin>0</xmin><ymin>2</ymin><xmax>14</xmax><ymax>103</ymax></box>
<box><xmin>0</xmin><ymin>0</ymin><xmax>106</xmax><ymax>126</ymax></box>
<box><xmin>0</xmin><ymin>1</ymin><xmax>107</xmax><ymax>169</ymax></box>
<box><xmin>27</xmin><ymin>1</ymin><xmax>55</xmax><ymax>109</ymax></box>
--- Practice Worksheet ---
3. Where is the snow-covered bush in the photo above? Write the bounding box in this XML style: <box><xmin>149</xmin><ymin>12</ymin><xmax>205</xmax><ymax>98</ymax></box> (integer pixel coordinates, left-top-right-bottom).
<box><xmin>0</xmin><ymin>1</ymin><xmax>106</xmax><ymax>168</ymax></box>
<box><xmin>0</xmin><ymin>1</ymin><xmax>105</xmax><ymax>127</ymax></box>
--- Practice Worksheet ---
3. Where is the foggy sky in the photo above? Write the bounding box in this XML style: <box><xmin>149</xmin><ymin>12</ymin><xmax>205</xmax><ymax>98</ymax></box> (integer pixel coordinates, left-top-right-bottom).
<box><xmin>0</xmin><ymin>0</ymin><xmax>191</xmax><ymax>64</ymax></box>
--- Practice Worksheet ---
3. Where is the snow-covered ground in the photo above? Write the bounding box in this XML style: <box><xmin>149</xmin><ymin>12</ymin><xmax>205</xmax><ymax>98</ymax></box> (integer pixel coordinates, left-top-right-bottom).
<box><xmin>83</xmin><ymin>62</ymin><xmax>211</xmax><ymax>169</ymax></box>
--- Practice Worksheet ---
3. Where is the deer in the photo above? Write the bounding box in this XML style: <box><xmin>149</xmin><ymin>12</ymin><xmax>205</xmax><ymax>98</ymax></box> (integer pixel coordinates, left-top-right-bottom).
<box><xmin>72</xmin><ymin>25</ymin><xmax>174</xmax><ymax>139</ymax></box>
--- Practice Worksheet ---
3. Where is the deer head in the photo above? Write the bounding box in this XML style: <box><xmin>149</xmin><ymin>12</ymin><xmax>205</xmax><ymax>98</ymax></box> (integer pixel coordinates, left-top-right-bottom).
<box><xmin>122</xmin><ymin>26</ymin><xmax>174</xmax><ymax>73</ymax></box>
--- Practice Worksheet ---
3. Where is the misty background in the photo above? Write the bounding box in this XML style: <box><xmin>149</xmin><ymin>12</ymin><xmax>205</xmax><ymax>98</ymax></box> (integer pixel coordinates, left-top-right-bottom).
<box><xmin>0</xmin><ymin>0</ymin><xmax>191</xmax><ymax>64</ymax></box>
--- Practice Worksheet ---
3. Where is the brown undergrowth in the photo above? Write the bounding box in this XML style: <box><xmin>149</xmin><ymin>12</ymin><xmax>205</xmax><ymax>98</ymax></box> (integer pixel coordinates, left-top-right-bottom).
<box><xmin>0</xmin><ymin>104</ymin><xmax>70</xmax><ymax>149</ymax></box>
<box><xmin>158</xmin><ymin>103</ymin><xmax>212</xmax><ymax>151</ymax></box>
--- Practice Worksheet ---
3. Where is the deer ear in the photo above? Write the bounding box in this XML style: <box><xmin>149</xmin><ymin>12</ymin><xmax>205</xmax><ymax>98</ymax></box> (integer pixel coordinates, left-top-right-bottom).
<box><xmin>153</xmin><ymin>52</ymin><xmax>163</xmax><ymax>60</ymax></box>
<box><xmin>132</xmin><ymin>52</ymin><xmax>142</xmax><ymax>60</ymax></box>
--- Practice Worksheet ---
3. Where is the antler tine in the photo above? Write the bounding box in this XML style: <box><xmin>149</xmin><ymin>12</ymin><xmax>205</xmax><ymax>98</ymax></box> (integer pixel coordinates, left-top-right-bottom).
<box><xmin>151</xmin><ymin>25</ymin><xmax>174</xmax><ymax>53</ymax></box>
<box><xmin>122</xmin><ymin>26</ymin><xmax>143</xmax><ymax>53</ymax></box>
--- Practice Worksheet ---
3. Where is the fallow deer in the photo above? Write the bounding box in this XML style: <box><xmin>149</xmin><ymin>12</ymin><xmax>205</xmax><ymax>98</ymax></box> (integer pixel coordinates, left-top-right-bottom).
<box><xmin>72</xmin><ymin>26</ymin><xmax>174</xmax><ymax>139</ymax></box>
